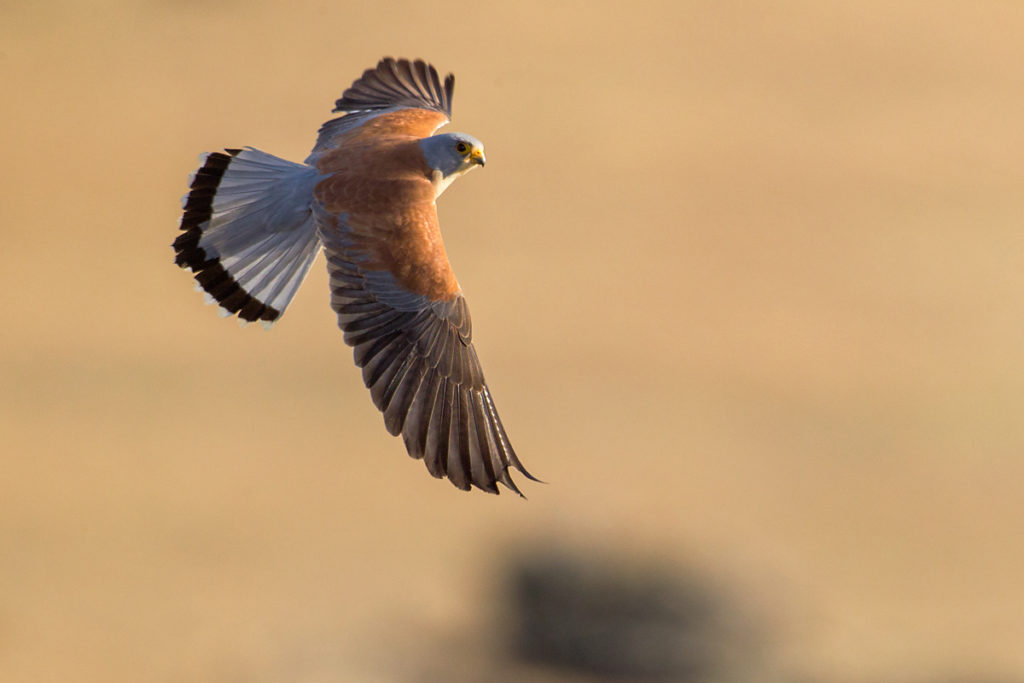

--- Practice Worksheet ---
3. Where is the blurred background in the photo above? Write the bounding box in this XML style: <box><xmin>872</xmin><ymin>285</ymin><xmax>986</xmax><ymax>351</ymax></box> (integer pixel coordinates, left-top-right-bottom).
<box><xmin>3</xmin><ymin>1</ymin><xmax>1024</xmax><ymax>681</ymax></box>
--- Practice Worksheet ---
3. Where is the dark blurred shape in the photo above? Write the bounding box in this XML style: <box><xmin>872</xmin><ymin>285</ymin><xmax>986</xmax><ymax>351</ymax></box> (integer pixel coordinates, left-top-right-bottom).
<box><xmin>502</xmin><ymin>549</ymin><xmax>760</xmax><ymax>681</ymax></box>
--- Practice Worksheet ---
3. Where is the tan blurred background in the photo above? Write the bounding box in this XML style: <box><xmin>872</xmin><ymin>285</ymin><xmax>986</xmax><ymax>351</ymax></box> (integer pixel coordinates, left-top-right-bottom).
<box><xmin>3</xmin><ymin>1</ymin><xmax>1024</xmax><ymax>681</ymax></box>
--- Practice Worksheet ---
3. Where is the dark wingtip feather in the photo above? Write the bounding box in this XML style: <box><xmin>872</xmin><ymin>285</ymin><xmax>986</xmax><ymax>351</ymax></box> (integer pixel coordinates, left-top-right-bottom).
<box><xmin>332</xmin><ymin>57</ymin><xmax>454</xmax><ymax>117</ymax></box>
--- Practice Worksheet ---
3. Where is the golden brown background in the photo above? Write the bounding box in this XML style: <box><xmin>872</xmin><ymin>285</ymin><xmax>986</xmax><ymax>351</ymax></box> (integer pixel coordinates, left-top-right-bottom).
<box><xmin>2</xmin><ymin>1</ymin><xmax>1023</xmax><ymax>681</ymax></box>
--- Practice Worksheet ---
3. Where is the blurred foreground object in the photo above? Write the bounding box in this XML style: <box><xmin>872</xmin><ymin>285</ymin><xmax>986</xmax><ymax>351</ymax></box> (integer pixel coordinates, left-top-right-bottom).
<box><xmin>501</xmin><ymin>549</ymin><xmax>763</xmax><ymax>682</ymax></box>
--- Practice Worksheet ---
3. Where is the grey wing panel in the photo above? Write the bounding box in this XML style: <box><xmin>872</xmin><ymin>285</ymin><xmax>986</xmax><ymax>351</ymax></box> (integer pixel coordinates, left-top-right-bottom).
<box><xmin>305</xmin><ymin>58</ymin><xmax>454</xmax><ymax>165</ymax></box>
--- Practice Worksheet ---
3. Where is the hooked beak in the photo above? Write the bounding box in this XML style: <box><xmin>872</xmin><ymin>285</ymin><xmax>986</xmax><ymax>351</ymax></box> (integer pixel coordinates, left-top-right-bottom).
<box><xmin>471</xmin><ymin>147</ymin><xmax>486</xmax><ymax>167</ymax></box>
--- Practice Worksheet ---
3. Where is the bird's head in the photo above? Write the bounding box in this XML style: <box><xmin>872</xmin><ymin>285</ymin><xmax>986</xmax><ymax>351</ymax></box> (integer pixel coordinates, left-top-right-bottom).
<box><xmin>420</xmin><ymin>133</ymin><xmax>486</xmax><ymax>195</ymax></box>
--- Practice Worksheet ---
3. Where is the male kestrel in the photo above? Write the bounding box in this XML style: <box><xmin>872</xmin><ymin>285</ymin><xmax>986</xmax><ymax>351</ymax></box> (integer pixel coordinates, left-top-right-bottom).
<box><xmin>174</xmin><ymin>58</ymin><xmax>535</xmax><ymax>495</ymax></box>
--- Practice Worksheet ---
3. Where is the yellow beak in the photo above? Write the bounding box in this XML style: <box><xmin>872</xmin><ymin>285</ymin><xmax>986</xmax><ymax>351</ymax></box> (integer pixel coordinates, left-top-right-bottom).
<box><xmin>471</xmin><ymin>148</ymin><xmax>486</xmax><ymax>166</ymax></box>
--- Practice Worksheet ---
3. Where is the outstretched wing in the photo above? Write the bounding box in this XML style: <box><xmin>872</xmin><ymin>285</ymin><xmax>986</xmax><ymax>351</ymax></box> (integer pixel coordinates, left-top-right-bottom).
<box><xmin>309</xmin><ymin>57</ymin><xmax>535</xmax><ymax>495</ymax></box>
<box><xmin>315</xmin><ymin>205</ymin><xmax>536</xmax><ymax>496</ymax></box>
<box><xmin>307</xmin><ymin>57</ymin><xmax>455</xmax><ymax>166</ymax></box>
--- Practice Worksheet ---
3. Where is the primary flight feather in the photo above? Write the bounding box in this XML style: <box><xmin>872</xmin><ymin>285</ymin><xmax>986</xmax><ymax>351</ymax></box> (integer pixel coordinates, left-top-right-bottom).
<box><xmin>173</xmin><ymin>58</ymin><xmax>535</xmax><ymax>495</ymax></box>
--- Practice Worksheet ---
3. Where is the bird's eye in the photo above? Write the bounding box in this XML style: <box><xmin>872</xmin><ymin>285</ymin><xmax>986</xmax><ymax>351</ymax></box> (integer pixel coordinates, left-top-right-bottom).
<box><xmin>455</xmin><ymin>141</ymin><xmax>469</xmax><ymax>155</ymax></box>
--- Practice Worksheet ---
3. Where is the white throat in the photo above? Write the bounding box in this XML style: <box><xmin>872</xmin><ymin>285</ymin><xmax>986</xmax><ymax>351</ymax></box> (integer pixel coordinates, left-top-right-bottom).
<box><xmin>431</xmin><ymin>167</ymin><xmax>474</xmax><ymax>199</ymax></box>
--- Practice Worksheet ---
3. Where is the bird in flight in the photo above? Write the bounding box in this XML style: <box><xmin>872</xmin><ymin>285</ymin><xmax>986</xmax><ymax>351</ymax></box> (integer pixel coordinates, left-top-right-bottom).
<box><xmin>174</xmin><ymin>58</ymin><xmax>536</xmax><ymax>495</ymax></box>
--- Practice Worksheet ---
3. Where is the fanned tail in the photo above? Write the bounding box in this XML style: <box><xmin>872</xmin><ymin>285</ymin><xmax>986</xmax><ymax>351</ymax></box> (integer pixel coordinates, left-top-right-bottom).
<box><xmin>173</xmin><ymin>147</ymin><xmax>322</xmax><ymax>326</ymax></box>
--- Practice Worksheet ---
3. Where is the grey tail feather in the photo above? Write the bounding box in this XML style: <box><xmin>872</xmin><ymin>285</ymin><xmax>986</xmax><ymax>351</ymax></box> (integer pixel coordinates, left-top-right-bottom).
<box><xmin>173</xmin><ymin>147</ymin><xmax>322</xmax><ymax>326</ymax></box>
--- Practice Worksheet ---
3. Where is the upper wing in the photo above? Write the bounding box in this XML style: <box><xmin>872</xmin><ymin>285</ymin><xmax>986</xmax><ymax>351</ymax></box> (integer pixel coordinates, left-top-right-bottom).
<box><xmin>307</xmin><ymin>58</ymin><xmax>454</xmax><ymax>165</ymax></box>
<box><xmin>315</xmin><ymin>205</ymin><xmax>536</xmax><ymax>495</ymax></box>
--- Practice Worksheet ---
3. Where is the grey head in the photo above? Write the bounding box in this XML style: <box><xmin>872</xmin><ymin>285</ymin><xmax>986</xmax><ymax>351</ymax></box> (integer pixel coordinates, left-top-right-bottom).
<box><xmin>419</xmin><ymin>133</ymin><xmax>486</xmax><ymax>195</ymax></box>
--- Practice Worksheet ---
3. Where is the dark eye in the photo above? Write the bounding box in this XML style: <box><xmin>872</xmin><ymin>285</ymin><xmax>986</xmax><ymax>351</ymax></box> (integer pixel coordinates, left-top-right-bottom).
<box><xmin>455</xmin><ymin>141</ymin><xmax>469</xmax><ymax>155</ymax></box>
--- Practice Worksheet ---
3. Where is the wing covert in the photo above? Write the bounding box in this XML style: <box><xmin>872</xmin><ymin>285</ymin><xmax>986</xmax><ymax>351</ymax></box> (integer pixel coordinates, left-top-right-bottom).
<box><xmin>307</xmin><ymin>58</ymin><xmax>454</xmax><ymax>166</ymax></box>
